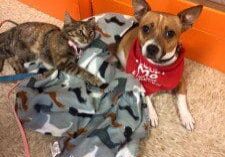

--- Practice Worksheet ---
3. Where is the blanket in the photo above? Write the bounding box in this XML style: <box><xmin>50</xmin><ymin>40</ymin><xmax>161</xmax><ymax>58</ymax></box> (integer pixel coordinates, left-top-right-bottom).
<box><xmin>15</xmin><ymin>13</ymin><xmax>150</xmax><ymax>157</ymax></box>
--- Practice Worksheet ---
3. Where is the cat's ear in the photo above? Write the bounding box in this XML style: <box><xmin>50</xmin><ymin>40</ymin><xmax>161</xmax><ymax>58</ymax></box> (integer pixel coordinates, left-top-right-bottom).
<box><xmin>87</xmin><ymin>17</ymin><xmax>96</xmax><ymax>27</ymax></box>
<box><xmin>64</xmin><ymin>12</ymin><xmax>75</xmax><ymax>25</ymax></box>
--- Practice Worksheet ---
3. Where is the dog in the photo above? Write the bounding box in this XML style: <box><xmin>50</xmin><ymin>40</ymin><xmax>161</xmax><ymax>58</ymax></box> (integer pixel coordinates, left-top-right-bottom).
<box><xmin>116</xmin><ymin>0</ymin><xmax>203</xmax><ymax>130</ymax></box>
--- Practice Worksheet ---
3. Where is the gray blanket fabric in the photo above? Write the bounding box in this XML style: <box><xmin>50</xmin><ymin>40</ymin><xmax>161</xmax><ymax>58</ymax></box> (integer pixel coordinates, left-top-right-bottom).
<box><xmin>15</xmin><ymin>13</ymin><xmax>150</xmax><ymax>157</ymax></box>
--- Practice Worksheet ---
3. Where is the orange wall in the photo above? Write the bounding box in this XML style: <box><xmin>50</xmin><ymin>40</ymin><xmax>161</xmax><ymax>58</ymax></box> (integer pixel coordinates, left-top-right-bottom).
<box><xmin>19</xmin><ymin>0</ymin><xmax>225</xmax><ymax>73</ymax></box>
<box><xmin>19</xmin><ymin>0</ymin><xmax>92</xmax><ymax>20</ymax></box>
<box><xmin>92</xmin><ymin>0</ymin><xmax>225</xmax><ymax>73</ymax></box>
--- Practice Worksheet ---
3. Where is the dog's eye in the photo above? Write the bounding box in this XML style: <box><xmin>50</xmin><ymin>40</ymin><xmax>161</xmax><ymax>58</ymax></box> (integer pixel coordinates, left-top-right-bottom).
<box><xmin>142</xmin><ymin>25</ymin><xmax>150</xmax><ymax>33</ymax></box>
<box><xmin>165</xmin><ymin>30</ymin><xmax>175</xmax><ymax>39</ymax></box>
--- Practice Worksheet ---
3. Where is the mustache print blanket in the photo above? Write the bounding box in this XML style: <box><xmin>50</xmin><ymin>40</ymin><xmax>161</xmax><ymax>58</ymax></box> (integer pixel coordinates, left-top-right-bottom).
<box><xmin>15</xmin><ymin>13</ymin><xmax>150</xmax><ymax>157</ymax></box>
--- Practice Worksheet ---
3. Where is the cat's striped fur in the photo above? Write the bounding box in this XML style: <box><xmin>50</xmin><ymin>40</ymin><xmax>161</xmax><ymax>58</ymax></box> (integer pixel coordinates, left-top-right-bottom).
<box><xmin>0</xmin><ymin>13</ymin><xmax>100</xmax><ymax>85</ymax></box>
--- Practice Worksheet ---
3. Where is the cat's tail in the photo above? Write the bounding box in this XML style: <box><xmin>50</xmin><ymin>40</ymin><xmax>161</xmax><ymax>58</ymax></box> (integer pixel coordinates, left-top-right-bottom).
<box><xmin>0</xmin><ymin>19</ymin><xmax>18</xmax><ymax>58</ymax></box>
<box><xmin>0</xmin><ymin>20</ymin><xmax>18</xmax><ymax>28</ymax></box>
<box><xmin>0</xmin><ymin>31</ymin><xmax>15</xmax><ymax>59</ymax></box>
<box><xmin>0</xmin><ymin>20</ymin><xmax>17</xmax><ymax>72</ymax></box>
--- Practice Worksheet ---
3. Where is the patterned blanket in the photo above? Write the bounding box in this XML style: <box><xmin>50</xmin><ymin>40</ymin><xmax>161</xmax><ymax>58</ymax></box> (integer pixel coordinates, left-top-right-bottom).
<box><xmin>15</xmin><ymin>13</ymin><xmax>150</xmax><ymax>157</ymax></box>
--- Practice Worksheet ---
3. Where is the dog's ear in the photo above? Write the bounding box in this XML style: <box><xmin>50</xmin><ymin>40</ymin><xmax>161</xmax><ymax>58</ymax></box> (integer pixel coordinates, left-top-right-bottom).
<box><xmin>132</xmin><ymin>0</ymin><xmax>151</xmax><ymax>21</ymax></box>
<box><xmin>64</xmin><ymin>12</ymin><xmax>76</xmax><ymax>25</ymax></box>
<box><xmin>178</xmin><ymin>5</ymin><xmax>203</xmax><ymax>32</ymax></box>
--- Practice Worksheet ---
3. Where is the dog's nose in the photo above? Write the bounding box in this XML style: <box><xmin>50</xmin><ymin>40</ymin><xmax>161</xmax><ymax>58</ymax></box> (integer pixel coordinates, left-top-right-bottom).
<box><xmin>146</xmin><ymin>44</ymin><xmax>159</xmax><ymax>57</ymax></box>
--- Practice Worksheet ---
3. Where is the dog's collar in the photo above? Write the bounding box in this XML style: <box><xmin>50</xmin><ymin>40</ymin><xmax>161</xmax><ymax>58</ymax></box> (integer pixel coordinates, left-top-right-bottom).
<box><xmin>126</xmin><ymin>38</ymin><xmax>184</xmax><ymax>95</ymax></box>
<box><xmin>157</xmin><ymin>43</ymin><xmax>183</xmax><ymax>65</ymax></box>
<box><xmin>159</xmin><ymin>54</ymin><xmax>177</xmax><ymax>63</ymax></box>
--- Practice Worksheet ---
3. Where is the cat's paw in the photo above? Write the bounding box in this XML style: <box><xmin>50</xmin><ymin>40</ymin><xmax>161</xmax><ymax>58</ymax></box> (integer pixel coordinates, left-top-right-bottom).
<box><xmin>88</xmin><ymin>76</ymin><xmax>102</xmax><ymax>86</ymax></box>
<box><xmin>99</xmin><ymin>83</ymin><xmax>109</xmax><ymax>90</ymax></box>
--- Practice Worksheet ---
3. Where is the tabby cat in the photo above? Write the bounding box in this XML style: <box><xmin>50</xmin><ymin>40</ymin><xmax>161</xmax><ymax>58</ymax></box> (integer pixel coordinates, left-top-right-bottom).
<box><xmin>0</xmin><ymin>13</ymin><xmax>101</xmax><ymax>85</ymax></box>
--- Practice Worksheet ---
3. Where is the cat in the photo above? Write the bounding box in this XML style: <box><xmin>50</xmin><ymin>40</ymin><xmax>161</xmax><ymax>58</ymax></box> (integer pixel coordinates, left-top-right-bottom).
<box><xmin>0</xmin><ymin>13</ymin><xmax>101</xmax><ymax>85</ymax></box>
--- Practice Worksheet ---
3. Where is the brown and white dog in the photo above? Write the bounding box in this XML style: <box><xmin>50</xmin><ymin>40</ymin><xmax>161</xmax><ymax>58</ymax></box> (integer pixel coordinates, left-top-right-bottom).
<box><xmin>116</xmin><ymin>0</ymin><xmax>203</xmax><ymax>130</ymax></box>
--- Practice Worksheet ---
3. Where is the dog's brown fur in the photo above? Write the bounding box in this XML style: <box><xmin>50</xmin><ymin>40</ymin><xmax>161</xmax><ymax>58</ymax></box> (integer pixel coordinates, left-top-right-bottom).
<box><xmin>117</xmin><ymin>0</ymin><xmax>203</xmax><ymax>130</ymax></box>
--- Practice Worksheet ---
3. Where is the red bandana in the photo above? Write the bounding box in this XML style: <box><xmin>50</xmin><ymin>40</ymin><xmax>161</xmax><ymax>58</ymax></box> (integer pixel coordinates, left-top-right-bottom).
<box><xmin>126</xmin><ymin>38</ymin><xmax>184</xmax><ymax>95</ymax></box>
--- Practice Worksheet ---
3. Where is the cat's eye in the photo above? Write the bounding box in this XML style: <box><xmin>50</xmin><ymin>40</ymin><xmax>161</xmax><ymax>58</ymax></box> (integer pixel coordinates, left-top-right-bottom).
<box><xmin>79</xmin><ymin>30</ymin><xmax>83</xmax><ymax>35</ymax></box>
<box><xmin>165</xmin><ymin>30</ymin><xmax>176</xmax><ymax>39</ymax></box>
<box><xmin>68</xmin><ymin>32</ymin><xmax>73</xmax><ymax>36</ymax></box>
<box><xmin>90</xmin><ymin>31</ymin><xmax>94</xmax><ymax>37</ymax></box>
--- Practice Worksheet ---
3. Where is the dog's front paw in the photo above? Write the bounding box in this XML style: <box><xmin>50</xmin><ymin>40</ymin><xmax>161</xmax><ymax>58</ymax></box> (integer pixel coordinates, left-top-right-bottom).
<box><xmin>149</xmin><ymin>108</ymin><xmax>159</xmax><ymax>127</ymax></box>
<box><xmin>180</xmin><ymin>111</ymin><xmax>195</xmax><ymax>131</ymax></box>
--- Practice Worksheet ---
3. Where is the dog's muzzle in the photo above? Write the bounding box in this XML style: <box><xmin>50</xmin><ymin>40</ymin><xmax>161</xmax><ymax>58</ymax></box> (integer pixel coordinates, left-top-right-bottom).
<box><xmin>146</xmin><ymin>44</ymin><xmax>160</xmax><ymax>59</ymax></box>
